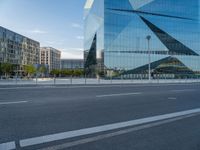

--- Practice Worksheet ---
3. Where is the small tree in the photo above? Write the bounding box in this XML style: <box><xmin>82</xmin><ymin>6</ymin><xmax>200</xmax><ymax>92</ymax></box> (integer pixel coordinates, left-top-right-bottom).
<box><xmin>60</xmin><ymin>69</ymin><xmax>71</xmax><ymax>77</ymax></box>
<box><xmin>38</xmin><ymin>65</ymin><xmax>47</xmax><ymax>78</ymax></box>
<box><xmin>1</xmin><ymin>63</ymin><xmax>13</xmax><ymax>78</ymax></box>
<box><xmin>50</xmin><ymin>69</ymin><xmax>60</xmax><ymax>77</ymax></box>
<box><xmin>98</xmin><ymin>71</ymin><xmax>105</xmax><ymax>78</ymax></box>
<box><xmin>24</xmin><ymin>65</ymin><xmax>36</xmax><ymax>78</ymax></box>
<box><xmin>0</xmin><ymin>63</ymin><xmax>2</xmax><ymax>77</ymax></box>
<box><xmin>73</xmin><ymin>69</ymin><xmax>84</xmax><ymax>77</ymax></box>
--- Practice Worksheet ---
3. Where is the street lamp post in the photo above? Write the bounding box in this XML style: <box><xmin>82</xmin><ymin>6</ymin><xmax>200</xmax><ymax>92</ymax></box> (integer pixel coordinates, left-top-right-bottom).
<box><xmin>146</xmin><ymin>35</ymin><xmax>151</xmax><ymax>82</ymax></box>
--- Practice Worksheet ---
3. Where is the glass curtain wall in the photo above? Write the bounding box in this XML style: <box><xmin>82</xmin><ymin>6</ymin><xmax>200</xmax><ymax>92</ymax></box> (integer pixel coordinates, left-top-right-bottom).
<box><xmin>84</xmin><ymin>0</ymin><xmax>200</xmax><ymax>79</ymax></box>
<box><xmin>84</xmin><ymin>0</ymin><xmax>104</xmax><ymax>76</ymax></box>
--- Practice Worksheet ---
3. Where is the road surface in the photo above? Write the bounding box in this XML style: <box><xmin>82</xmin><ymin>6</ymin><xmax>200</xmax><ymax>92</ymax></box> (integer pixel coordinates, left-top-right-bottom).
<box><xmin>0</xmin><ymin>83</ymin><xmax>200</xmax><ymax>150</ymax></box>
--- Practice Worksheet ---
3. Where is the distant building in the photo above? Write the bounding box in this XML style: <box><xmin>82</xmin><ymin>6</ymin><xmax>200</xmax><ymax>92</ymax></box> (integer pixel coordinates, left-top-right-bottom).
<box><xmin>40</xmin><ymin>47</ymin><xmax>61</xmax><ymax>72</ymax></box>
<box><xmin>0</xmin><ymin>26</ymin><xmax>40</xmax><ymax>73</ymax></box>
<box><xmin>61</xmin><ymin>59</ymin><xmax>84</xmax><ymax>70</ymax></box>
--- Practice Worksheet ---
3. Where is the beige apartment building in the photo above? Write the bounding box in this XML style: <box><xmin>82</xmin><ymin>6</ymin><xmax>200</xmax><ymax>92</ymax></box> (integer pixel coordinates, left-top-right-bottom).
<box><xmin>40</xmin><ymin>47</ymin><xmax>61</xmax><ymax>72</ymax></box>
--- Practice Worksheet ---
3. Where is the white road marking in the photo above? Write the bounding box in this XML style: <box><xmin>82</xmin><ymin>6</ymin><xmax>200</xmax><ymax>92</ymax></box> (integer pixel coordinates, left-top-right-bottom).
<box><xmin>0</xmin><ymin>141</ymin><xmax>15</xmax><ymax>150</ymax></box>
<box><xmin>39</xmin><ymin>113</ymin><xmax>198</xmax><ymax>150</ymax></box>
<box><xmin>20</xmin><ymin>108</ymin><xmax>200</xmax><ymax>148</ymax></box>
<box><xmin>168</xmin><ymin>97</ymin><xmax>177</xmax><ymax>100</ymax></box>
<box><xmin>96</xmin><ymin>92</ymin><xmax>142</xmax><ymax>98</ymax></box>
<box><xmin>0</xmin><ymin>101</ymin><xmax>28</xmax><ymax>105</ymax></box>
<box><xmin>171</xmin><ymin>89</ymin><xmax>196</xmax><ymax>92</ymax></box>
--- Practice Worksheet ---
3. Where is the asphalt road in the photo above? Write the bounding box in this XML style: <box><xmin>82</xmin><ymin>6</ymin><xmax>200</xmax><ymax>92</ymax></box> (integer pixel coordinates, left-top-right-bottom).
<box><xmin>0</xmin><ymin>83</ymin><xmax>200</xmax><ymax>150</ymax></box>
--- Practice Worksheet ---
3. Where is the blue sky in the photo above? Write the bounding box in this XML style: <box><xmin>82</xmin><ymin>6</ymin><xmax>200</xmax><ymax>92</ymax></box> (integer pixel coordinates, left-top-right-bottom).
<box><xmin>0</xmin><ymin>0</ymin><xmax>86</xmax><ymax>59</ymax></box>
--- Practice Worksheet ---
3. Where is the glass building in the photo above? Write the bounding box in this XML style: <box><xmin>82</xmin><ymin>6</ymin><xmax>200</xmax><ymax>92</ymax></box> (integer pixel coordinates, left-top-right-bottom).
<box><xmin>84</xmin><ymin>0</ymin><xmax>200</xmax><ymax>79</ymax></box>
<box><xmin>61</xmin><ymin>59</ymin><xmax>84</xmax><ymax>70</ymax></box>
<box><xmin>0</xmin><ymin>26</ymin><xmax>40</xmax><ymax>74</ymax></box>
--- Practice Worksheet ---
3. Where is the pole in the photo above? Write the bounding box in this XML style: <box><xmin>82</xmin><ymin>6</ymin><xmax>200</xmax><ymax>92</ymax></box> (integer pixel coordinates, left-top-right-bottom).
<box><xmin>146</xmin><ymin>35</ymin><xmax>151</xmax><ymax>82</ymax></box>
<box><xmin>53</xmin><ymin>74</ymin><xmax>56</xmax><ymax>85</ymax></box>
<box><xmin>70</xmin><ymin>75</ymin><xmax>72</xmax><ymax>85</ymax></box>
<box><xmin>36</xmin><ymin>73</ymin><xmax>38</xmax><ymax>85</ymax></box>
<box><xmin>148</xmin><ymin>39</ymin><xmax>151</xmax><ymax>81</ymax></box>
<box><xmin>85</xmin><ymin>73</ymin><xmax>87</xmax><ymax>85</ymax></box>
<box><xmin>16</xmin><ymin>71</ymin><xmax>18</xmax><ymax>85</ymax></box>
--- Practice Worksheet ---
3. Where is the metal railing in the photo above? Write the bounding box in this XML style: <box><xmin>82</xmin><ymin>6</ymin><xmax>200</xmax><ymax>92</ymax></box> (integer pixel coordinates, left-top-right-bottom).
<box><xmin>0</xmin><ymin>76</ymin><xmax>200</xmax><ymax>86</ymax></box>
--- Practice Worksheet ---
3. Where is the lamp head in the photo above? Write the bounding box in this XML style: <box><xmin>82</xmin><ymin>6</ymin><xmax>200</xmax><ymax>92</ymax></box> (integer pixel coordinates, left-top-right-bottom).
<box><xmin>146</xmin><ymin>35</ymin><xmax>151</xmax><ymax>40</ymax></box>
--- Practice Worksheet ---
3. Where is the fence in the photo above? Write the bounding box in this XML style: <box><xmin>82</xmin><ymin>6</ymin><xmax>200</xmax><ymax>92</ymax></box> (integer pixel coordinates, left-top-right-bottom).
<box><xmin>0</xmin><ymin>76</ymin><xmax>200</xmax><ymax>86</ymax></box>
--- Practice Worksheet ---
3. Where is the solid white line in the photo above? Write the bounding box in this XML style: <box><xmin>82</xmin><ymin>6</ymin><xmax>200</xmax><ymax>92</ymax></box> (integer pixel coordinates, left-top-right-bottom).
<box><xmin>96</xmin><ymin>92</ymin><xmax>142</xmax><ymax>98</ymax></box>
<box><xmin>20</xmin><ymin>108</ymin><xmax>200</xmax><ymax>147</ymax></box>
<box><xmin>171</xmin><ymin>89</ymin><xmax>196</xmax><ymax>92</ymax></box>
<box><xmin>168</xmin><ymin>97</ymin><xmax>177</xmax><ymax>100</ymax></box>
<box><xmin>0</xmin><ymin>141</ymin><xmax>16</xmax><ymax>150</ymax></box>
<box><xmin>0</xmin><ymin>101</ymin><xmax>28</xmax><ymax>105</ymax></box>
<box><xmin>39</xmin><ymin>113</ymin><xmax>198</xmax><ymax>150</ymax></box>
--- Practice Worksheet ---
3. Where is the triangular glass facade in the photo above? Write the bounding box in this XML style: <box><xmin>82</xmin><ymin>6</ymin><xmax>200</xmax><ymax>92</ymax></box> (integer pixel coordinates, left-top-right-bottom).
<box><xmin>84</xmin><ymin>0</ymin><xmax>200</xmax><ymax>78</ymax></box>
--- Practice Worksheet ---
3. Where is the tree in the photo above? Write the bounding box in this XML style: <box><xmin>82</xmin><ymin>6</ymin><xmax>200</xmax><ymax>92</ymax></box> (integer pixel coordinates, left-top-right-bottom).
<box><xmin>0</xmin><ymin>63</ymin><xmax>2</xmax><ymax>76</ymax></box>
<box><xmin>24</xmin><ymin>65</ymin><xmax>36</xmax><ymax>78</ymax></box>
<box><xmin>1</xmin><ymin>63</ymin><xmax>13</xmax><ymax>78</ymax></box>
<box><xmin>60</xmin><ymin>69</ymin><xmax>71</xmax><ymax>77</ymax></box>
<box><xmin>50</xmin><ymin>69</ymin><xmax>60</xmax><ymax>77</ymax></box>
<box><xmin>73</xmin><ymin>69</ymin><xmax>84</xmax><ymax>77</ymax></box>
<box><xmin>98</xmin><ymin>71</ymin><xmax>105</xmax><ymax>78</ymax></box>
<box><xmin>38</xmin><ymin>65</ymin><xmax>47</xmax><ymax>77</ymax></box>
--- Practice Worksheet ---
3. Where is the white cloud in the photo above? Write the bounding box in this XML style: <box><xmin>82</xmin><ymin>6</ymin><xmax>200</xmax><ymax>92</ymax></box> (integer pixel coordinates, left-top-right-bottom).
<box><xmin>76</xmin><ymin>36</ymin><xmax>84</xmax><ymax>40</ymax></box>
<box><xmin>63</xmin><ymin>48</ymin><xmax>84</xmax><ymax>51</ymax></box>
<box><xmin>61</xmin><ymin>48</ymin><xmax>84</xmax><ymax>59</ymax></box>
<box><xmin>61</xmin><ymin>51</ymin><xmax>83</xmax><ymax>59</ymax></box>
<box><xmin>71</xmin><ymin>23</ymin><xmax>83</xmax><ymax>29</ymax></box>
<box><xmin>29</xmin><ymin>29</ymin><xmax>47</xmax><ymax>34</ymax></box>
<box><xmin>44</xmin><ymin>41</ymin><xmax>56</xmax><ymax>45</ymax></box>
